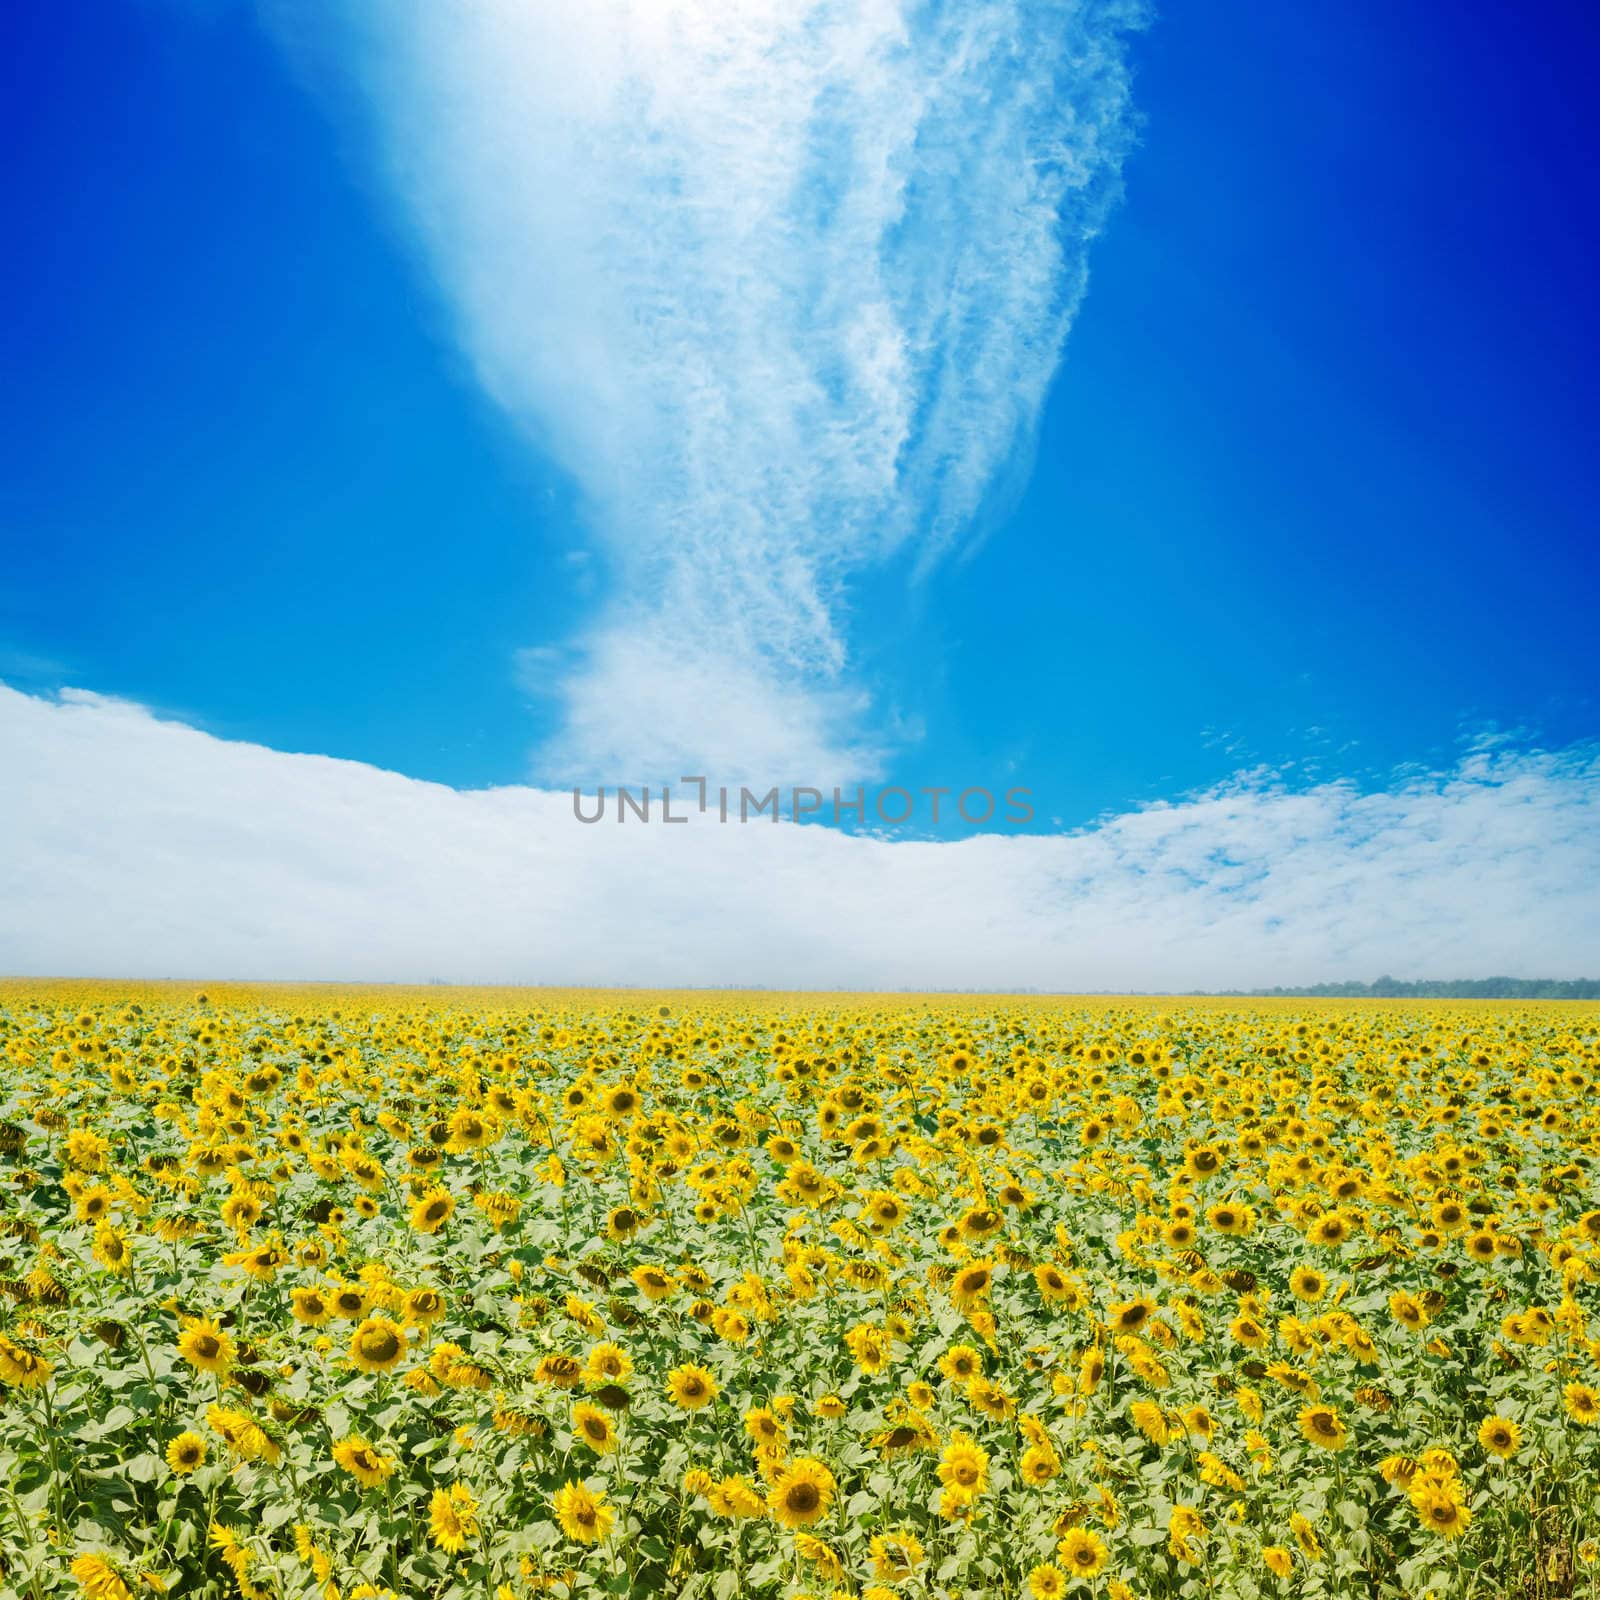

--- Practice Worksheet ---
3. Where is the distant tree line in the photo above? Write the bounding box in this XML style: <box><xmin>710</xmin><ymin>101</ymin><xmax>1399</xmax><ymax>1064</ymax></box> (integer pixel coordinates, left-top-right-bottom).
<box><xmin>1211</xmin><ymin>977</ymin><xmax>1600</xmax><ymax>1000</ymax></box>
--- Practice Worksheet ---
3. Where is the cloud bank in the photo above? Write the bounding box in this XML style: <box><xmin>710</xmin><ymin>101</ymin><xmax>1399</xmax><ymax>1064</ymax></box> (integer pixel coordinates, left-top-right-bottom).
<box><xmin>5</xmin><ymin>683</ymin><xmax>1597</xmax><ymax>989</ymax></box>
<box><xmin>271</xmin><ymin>0</ymin><xmax>1146</xmax><ymax>782</ymax></box>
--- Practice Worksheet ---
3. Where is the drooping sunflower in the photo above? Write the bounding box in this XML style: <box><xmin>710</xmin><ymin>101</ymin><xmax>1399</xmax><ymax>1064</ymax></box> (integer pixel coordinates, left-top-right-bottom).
<box><xmin>534</xmin><ymin>1353</ymin><xmax>584</xmax><ymax>1389</ymax></box>
<box><xmin>331</xmin><ymin>1434</ymin><xmax>396</xmax><ymax>1489</ymax></box>
<box><xmin>789</xmin><ymin>1532</ymin><xmax>843</xmax><ymax>1581</ymax></box>
<box><xmin>1289</xmin><ymin>1512</ymin><xmax>1322</xmax><ymax>1560</ymax></box>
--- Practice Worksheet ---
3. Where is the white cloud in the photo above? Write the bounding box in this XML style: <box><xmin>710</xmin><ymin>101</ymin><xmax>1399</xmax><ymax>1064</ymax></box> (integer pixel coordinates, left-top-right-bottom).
<box><xmin>264</xmin><ymin>0</ymin><xmax>1146</xmax><ymax>782</ymax></box>
<box><xmin>4</xmin><ymin>683</ymin><xmax>1596</xmax><ymax>988</ymax></box>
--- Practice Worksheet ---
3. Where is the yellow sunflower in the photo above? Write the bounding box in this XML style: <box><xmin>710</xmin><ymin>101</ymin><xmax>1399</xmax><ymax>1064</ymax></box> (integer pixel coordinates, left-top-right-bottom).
<box><xmin>767</xmin><ymin>1458</ymin><xmax>836</xmax><ymax>1528</ymax></box>
<box><xmin>552</xmin><ymin>1479</ymin><xmax>614</xmax><ymax>1544</ymax></box>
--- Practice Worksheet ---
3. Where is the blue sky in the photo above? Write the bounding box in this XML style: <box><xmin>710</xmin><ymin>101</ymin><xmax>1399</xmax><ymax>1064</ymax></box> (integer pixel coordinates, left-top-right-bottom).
<box><xmin>1</xmin><ymin>1</ymin><xmax>1597</xmax><ymax>984</ymax></box>
<box><xmin>4</xmin><ymin>0</ymin><xmax>1597</xmax><ymax>822</ymax></box>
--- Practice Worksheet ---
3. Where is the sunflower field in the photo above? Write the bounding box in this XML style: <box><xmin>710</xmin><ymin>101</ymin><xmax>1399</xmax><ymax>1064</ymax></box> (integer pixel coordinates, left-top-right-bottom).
<box><xmin>1</xmin><ymin>983</ymin><xmax>1599</xmax><ymax>1600</ymax></box>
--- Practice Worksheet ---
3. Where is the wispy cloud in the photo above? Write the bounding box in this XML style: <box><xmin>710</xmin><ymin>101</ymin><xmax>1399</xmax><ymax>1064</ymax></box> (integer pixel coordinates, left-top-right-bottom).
<box><xmin>268</xmin><ymin>0</ymin><xmax>1146</xmax><ymax>782</ymax></box>
<box><xmin>5</xmin><ymin>683</ymin><xmax>1596</xmax><ymax>988</ymax></box>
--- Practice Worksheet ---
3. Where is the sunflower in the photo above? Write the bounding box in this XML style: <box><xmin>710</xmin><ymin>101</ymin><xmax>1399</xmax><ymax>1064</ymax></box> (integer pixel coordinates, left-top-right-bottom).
<box><xmin>1289</xmin><ymin>1512</ymin><xmax>1322</xmax><ymax>1559</ymax></box>
<box><xmin>666</xmin><ymin>1363</ymin><xmax>717</xmax><ymax>1410</ymax></box>
<box><xmin>1107</xmin><ymin>1296</ymin><xmax>1155</xmax><ymax>1334</ymax></box>
<box><xmin>967</xmin><ymin>1376</ymin><xmax>1015</xmax><ymax>1421</ymax></box>
<box><xmin>1288</xmin><ymin>1265</ymin><xmax>1327</xmax><ymax>1301</ymax></box>
<box><xmin>331</xmin><ymin>1434</ymin><xmax>396</xmax><ymax>1489</ymax></box>
<box><xmin>1019</xmin><ymin>1442</ymin><xmax>1060</xmax><ymax>1485</ymax></box>
<box><xmin>330</xmin><ymin>1283</ymin><xmax>369</xmax><ymax>1321</ymax></box>
<box><xmin>583</xmin><ymin>1341</ymin><xmax>633</xmax><ymax>1387</ymax></box>
<box><xmin>177</xmin><ymin>1317</ymin><xmax>234</xmax><ymax>1377</ymax></box>
<box><xmin>869</xmin><ymin>1530</ymin><xmax>925</xmax><ymax>1580</ymax></box>
<box><xmin>1079</xmin><ymin>1345</ymin><xmax>1106</xmax><ymax>1392</ymax></box>
<box><xmin>571</xmin><ymin>1401</ymin><xmax>618</xmax><ymax>1455</ymax></box>
<box><xmin>409</xmin><ymin>1189</ymin><xmax>454</xmax><ymax>1235</ymax></box>
<box><xmin>428</xmin><ymin>1483</ymin><xmax>480</xmax><ymax>1554</ymax></box>
<box><xmin>630</xmin><ymin>1265</ymin><xmax>675</xmax><ymax>1301</ymax></box>
<box><xmin>602</xmin><ymin>1083</ymin><xmax>640</xmax><ymax>1119</ymax></box>
<box><xmin>1129</xmin><ymin>1400</ymin><xmax>1170</xmax><ymax>1445</ymax></box>
<box><xmin>1263</xmin><ymin>1546</ymin><xmax>1294</xmax><ymax>1579</ymax></box>
<box><xmin>552</xmin><ymin>1479</ymin><xmax>615</xmax><ymax>1544</ymax></box>
<box><xmin>1412</xmin><ymin>1488</ymin><xmax>1472</xmax><ymax>1539</ymax></box>
<box><xmin>69</xmin><ymin>1554</ymin><xmax>133</xmax><ymax>1600</ymax></box>
<box><xmin>1298</xmin><ymin>1403</ymin><xmax>1348</xmax><ymax>1450</ymax></box>
<box><xmin>767</xmin><ymin>1458</ymin><xmax>836</xmax><ymax>1528</ymax></box>
<box><xmin>605</xmin><ymin>1205</ymin><xmax>643</xmax><ymax>1241</ymax></box>
<box><xmin>1057</xmin><ymin>1528</ymin><xmax>1108</xmax><ymax>1578</ymax></box>
<box><xmin>1309</xmin><ymin>1212</ymin><xmax>1352</xmax><ymax>1247</ymax></box>
<box><xmin>1565</xmin><ymin>1382</ymin><xmax>1600</xmax><ymax>1424</ymax></box>
<box><xmin>445</xmin><ymin>1109</ymin><xmax>493</xmax><ymax>1152</ymax></box>
<box><xmin>349</xmin><ymin>1316</ymin><xmax>407</xmax><ymax>1374</ymax></box>
<box><xmin>0</xmin><ymin>1334</ymin><xmax>54</xmax><ymax>1389</ymax></box>
<box><xmin>1027</xmin><ymin>1564</ymin><xmax>1066</xmax><ymax>1600</ymax></box>
<box><xmin>206</xmin><ymin>1404</ymin><xmax>281</xmax><ymax>1465</ymax></box>
<box><xmin>812</xmin><ymin>1392</ymin><xmax>847</xmax><ymax>1419</ymax></box>
<box><xmin>845</xmin><ymin>1323</ymin><xmax>889</xmax><ymax>1373</ymax></box>
<box><xmin>535</xmin><ymin>1353</ymin><xmax>584</xmax><ymax>1389</ymax></box>
<box><xmin>949</xmin><ymin>1260</ymin><xmax>995</xmax><ymax>1310</ymax></box>
<box><xmin>1168</xmin><ymin>1504</ymin><xmax>1207</xmax><ymax>1563</ymax></box>
<box><xmin>938</xmin><ymin>1343</ymin><xmax>983</xmax><ymax>1384</ymax></box>
<box><xmin>290</xmin><ymin>1286</ymin><xmax>332</xmax><ymax>1326</ymax></box>
<box><xmin>937</xmin><ymin>1433</ymin><xmax>989</xmax><ymax>1495</ymax></box>
<box><xmin>707</xmin><ymin>1474</ymin><xmax>766</xmax><ymax>1519</ymax></box>
<box><xmin>1477</xmin><ymin>1415</ymin><xmax>1521</xmax><ymax>1458</ymax></box>
<box><xmin>1034</xmin><ymin>1263</ymin><xmax>1073</xmax><ymax>1303</ymax></box>
<box><xmin>401</xmin><ymin>1287</ymin><xmax>446</xmax><ymax>1326</ymax></box>
<box><xmin>1229</xmin><ymin>1313</ymin><xmax>1268</xmax><ymax>1350</ymax></box>
<box><xmin>165</xmin><ymin>1431</ymin><xmax>207</xmax><ymax>1475</ymax></box>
